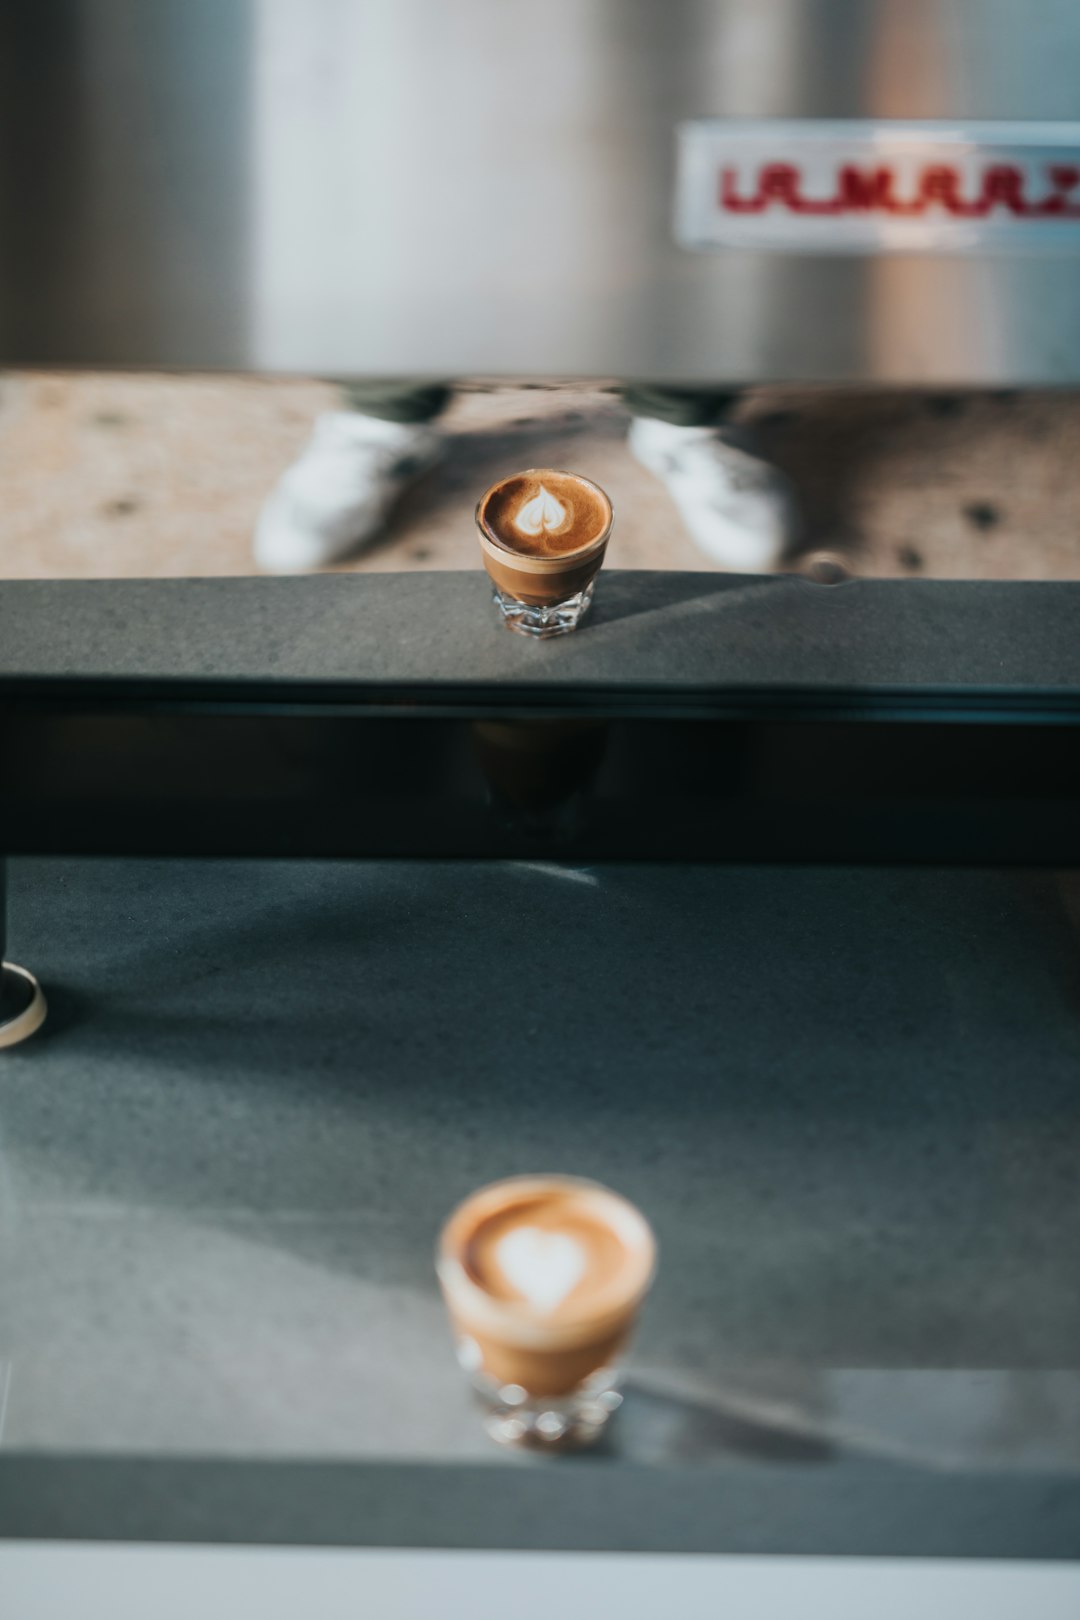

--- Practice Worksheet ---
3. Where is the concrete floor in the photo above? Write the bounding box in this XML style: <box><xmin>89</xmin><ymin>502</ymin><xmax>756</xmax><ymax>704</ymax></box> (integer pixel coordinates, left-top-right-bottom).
<box><xmin>0</xmin><ymin>372</ymin><xmax>1078</xmax><ymax>581</ymax></box>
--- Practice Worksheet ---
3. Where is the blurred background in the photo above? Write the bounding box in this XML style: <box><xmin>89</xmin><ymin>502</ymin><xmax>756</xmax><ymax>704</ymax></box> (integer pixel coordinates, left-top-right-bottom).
<box><xmin>4</xmin><ymin>0</ymin><xmax>1080</xmax><ymax>584</ymax></box>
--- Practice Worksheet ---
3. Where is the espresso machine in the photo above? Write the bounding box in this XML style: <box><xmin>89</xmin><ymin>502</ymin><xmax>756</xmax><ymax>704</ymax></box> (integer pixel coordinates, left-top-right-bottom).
<box><xmin>1</xmin><ymin>2</ymin><xmax>1079</xmax><ymax>1610</ymax></box>
<box><xmin>5</xmin><ymin>0</ymin><xmax>1080</xmax><ymax>383</ymax></box>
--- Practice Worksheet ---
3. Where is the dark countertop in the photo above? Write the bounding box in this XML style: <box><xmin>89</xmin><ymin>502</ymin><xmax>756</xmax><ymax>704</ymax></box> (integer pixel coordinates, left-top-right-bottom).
<box><xmin>1</xmin><ymin>854</ymin><xmax>1079</xmax><ymax>1554</ymax></box>
<box><xmin>1</xmin><ymin>570</ymin><xmax>1078</xmax><ymax>1553</ymax></box>
<box><xmin>1</xmin><ymin>572</ymin><xmax>1079</xmax><ymax>692</ymax></box>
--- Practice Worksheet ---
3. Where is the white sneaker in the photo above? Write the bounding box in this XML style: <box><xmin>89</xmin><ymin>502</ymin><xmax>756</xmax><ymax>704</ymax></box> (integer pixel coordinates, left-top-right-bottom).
<box><xmin>254</xmin><ymin>411</ymin><xmax>444</xmax><ymax>573</ymax></box>
<box><xmin>628</xmin><ymin>415</ymin><xmax>797</xmax><ymax>571</ymax></box>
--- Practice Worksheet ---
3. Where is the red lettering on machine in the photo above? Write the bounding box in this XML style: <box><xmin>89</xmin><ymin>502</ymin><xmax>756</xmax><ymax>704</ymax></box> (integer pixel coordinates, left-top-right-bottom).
<box><xmin>719</xmin><ymin>161</ymin><xmax>1080</xmax><ymax>219</ymax></box>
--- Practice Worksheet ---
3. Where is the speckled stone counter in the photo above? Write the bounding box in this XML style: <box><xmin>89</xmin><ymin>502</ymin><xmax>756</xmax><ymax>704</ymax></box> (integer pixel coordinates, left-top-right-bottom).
<box><xmin>1</xmin><ymin>855</ymin><xmax>1078</xmax><ymax>1554</ymax></box>
<box><xmin>2</xmin><ymin>571</ymin><xmax>1080</xmax><ymax>690</ymax></box>
<box><xmin>0</xmin><ymin>570</ymin><xmax>1078</xmax><ymax>1553</ymax></box>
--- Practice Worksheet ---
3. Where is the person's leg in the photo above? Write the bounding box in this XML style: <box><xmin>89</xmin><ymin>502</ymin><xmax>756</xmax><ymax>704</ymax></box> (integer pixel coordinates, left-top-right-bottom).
<box><xmin>338</xmin><ymin>379</ymin><xmax>453</xmax><ymax>424</ymax></box>
<box><xmin>620</xmin><ymin>384</ymin><xmax>740</xmax><ymax>429</ymax></box>
<box><xmin>624</xmin><ymin>384</ymin><xmax>797</xmax><ymax>571</ymax></box>
<box><xmin>254</xmin><ymin>379</ymin><xmax>452</xmax><ymax>573</ymax></box>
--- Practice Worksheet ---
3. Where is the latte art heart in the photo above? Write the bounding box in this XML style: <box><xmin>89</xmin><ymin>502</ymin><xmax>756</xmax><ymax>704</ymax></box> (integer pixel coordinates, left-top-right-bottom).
<box><xmin>514</xmin><ymin>484</ymin><xmax>570</xmax><ymax>538</ymax></box>
<box><xmin>495</xmin><ymin>1226</ymin><xmax>587</xmax><ymax>1312</ymax></box>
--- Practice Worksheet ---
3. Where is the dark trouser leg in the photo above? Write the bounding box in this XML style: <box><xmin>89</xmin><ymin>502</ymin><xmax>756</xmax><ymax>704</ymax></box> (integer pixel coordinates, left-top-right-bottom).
<box><xmin>620</xmin><ymin>384</ymin><xmax>741</xmax><ymax>428</ymax></box>
<box><xmin>337</xmin><ymin>379</ymin><xmax>453</xmax><ymax>425</ymax></box>
<box><xmin>336</xmin><ymin>381</ymin><xmax>736</xmax><ymax>429</ymax></box>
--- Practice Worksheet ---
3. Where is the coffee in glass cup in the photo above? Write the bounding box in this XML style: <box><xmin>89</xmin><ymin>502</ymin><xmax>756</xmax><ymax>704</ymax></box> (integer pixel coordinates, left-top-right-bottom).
<box><xmin>476</xmin><ymin>469</ymin><xmax>613</xmax><ymax>637</ymax></box>
<box><xmin>437</xmin><ymin>1174</ymin><xmax>656</xmax><ymax>1448</ymax></box>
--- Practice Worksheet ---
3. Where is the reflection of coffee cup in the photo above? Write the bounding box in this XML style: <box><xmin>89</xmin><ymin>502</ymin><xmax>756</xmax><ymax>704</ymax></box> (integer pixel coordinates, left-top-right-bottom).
<box><xmin>471</xmin><ymin>718</ymin><xmax>607</xmax><ymax>817</ymax></box>
<box><xmin>438</xmin><ymin>1174</ymin><xmax>656</xmax><ymax>1448</ymax></box>
<box><xmin>476</xmin><ymin>469</ymin><xmax>613</xmax><ymax>638</ymax></box>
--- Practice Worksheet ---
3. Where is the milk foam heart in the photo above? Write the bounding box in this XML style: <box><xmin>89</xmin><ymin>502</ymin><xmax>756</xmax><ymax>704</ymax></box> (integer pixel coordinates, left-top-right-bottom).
<box><xmin>514</xmin><ymin>484</ymin><xmax>569</xmax><ymax>538</ymax></box>
<box><xmin>495</xmin><ymin>1226</ymin><xmax>586</xmax><ymax>1312</ymax></box>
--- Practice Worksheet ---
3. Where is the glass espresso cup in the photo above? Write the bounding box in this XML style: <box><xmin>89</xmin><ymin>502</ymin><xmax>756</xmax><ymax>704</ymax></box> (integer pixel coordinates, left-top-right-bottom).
<box><xmin>437</xmin><ymin>1174</ymin><xmax>656</xmax><ymax>1448</ymax></box>
<box><xmin>476</xmin><ymin>469</ymin><xmax>613</xmax><ymax>637</ymax></box>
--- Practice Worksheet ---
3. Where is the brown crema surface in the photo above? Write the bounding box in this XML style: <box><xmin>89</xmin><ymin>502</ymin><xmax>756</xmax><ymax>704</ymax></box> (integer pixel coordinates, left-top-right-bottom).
<box><xmin>464</xmin><ymin>1188</ymin><xmax>629</xmax><ymax>1325</ymax></box>
<box><xmin>480</xmin><ymin>470</ymin><xmax>610</xmax><ymax>557</ymax></box>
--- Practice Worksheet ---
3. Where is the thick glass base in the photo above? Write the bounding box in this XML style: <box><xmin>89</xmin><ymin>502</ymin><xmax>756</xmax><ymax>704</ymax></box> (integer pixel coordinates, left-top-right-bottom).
<box><xmin>492</xmin><ymin>580</ymin><xmax>595</xmax><ymax>638</ymax></box>
<box><xmin>466</xmin><ymin>1359</ymin><xmax>623</xmax><ymax>1450</ymax></box>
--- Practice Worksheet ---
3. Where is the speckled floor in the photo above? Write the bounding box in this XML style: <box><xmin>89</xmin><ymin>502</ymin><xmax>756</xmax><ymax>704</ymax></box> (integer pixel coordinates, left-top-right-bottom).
<box><xmin>0</xmin><ymin>372</ymin><xmax>1077</xmax><ymax>580</ymax></box>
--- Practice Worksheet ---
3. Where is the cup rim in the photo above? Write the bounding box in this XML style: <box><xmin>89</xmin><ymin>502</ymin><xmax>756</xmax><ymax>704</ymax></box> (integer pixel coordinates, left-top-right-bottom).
<box><xmin>475</xmin><ymin>469</ymin><xmax>614</xmax><ymax>566</ymax></box>
<box><xmin>436</xmin><ymin>1173</ymin><xmax>657</xmax><ymax>1349</ymax></box>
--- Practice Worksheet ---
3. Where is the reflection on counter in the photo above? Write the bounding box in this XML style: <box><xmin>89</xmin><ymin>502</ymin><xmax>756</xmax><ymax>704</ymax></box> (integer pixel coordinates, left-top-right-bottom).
<box><xmin>472</xmin><ymin>720</ymin><xmax>608</xmax><ymax>839</ymax></box>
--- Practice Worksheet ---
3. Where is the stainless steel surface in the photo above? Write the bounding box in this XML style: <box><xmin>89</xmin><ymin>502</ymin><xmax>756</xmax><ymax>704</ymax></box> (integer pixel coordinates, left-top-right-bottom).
<box><xmin>4</xmin><ymin>0</ymin><xmax>1080</xmax><ymax>381</ymax></box>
